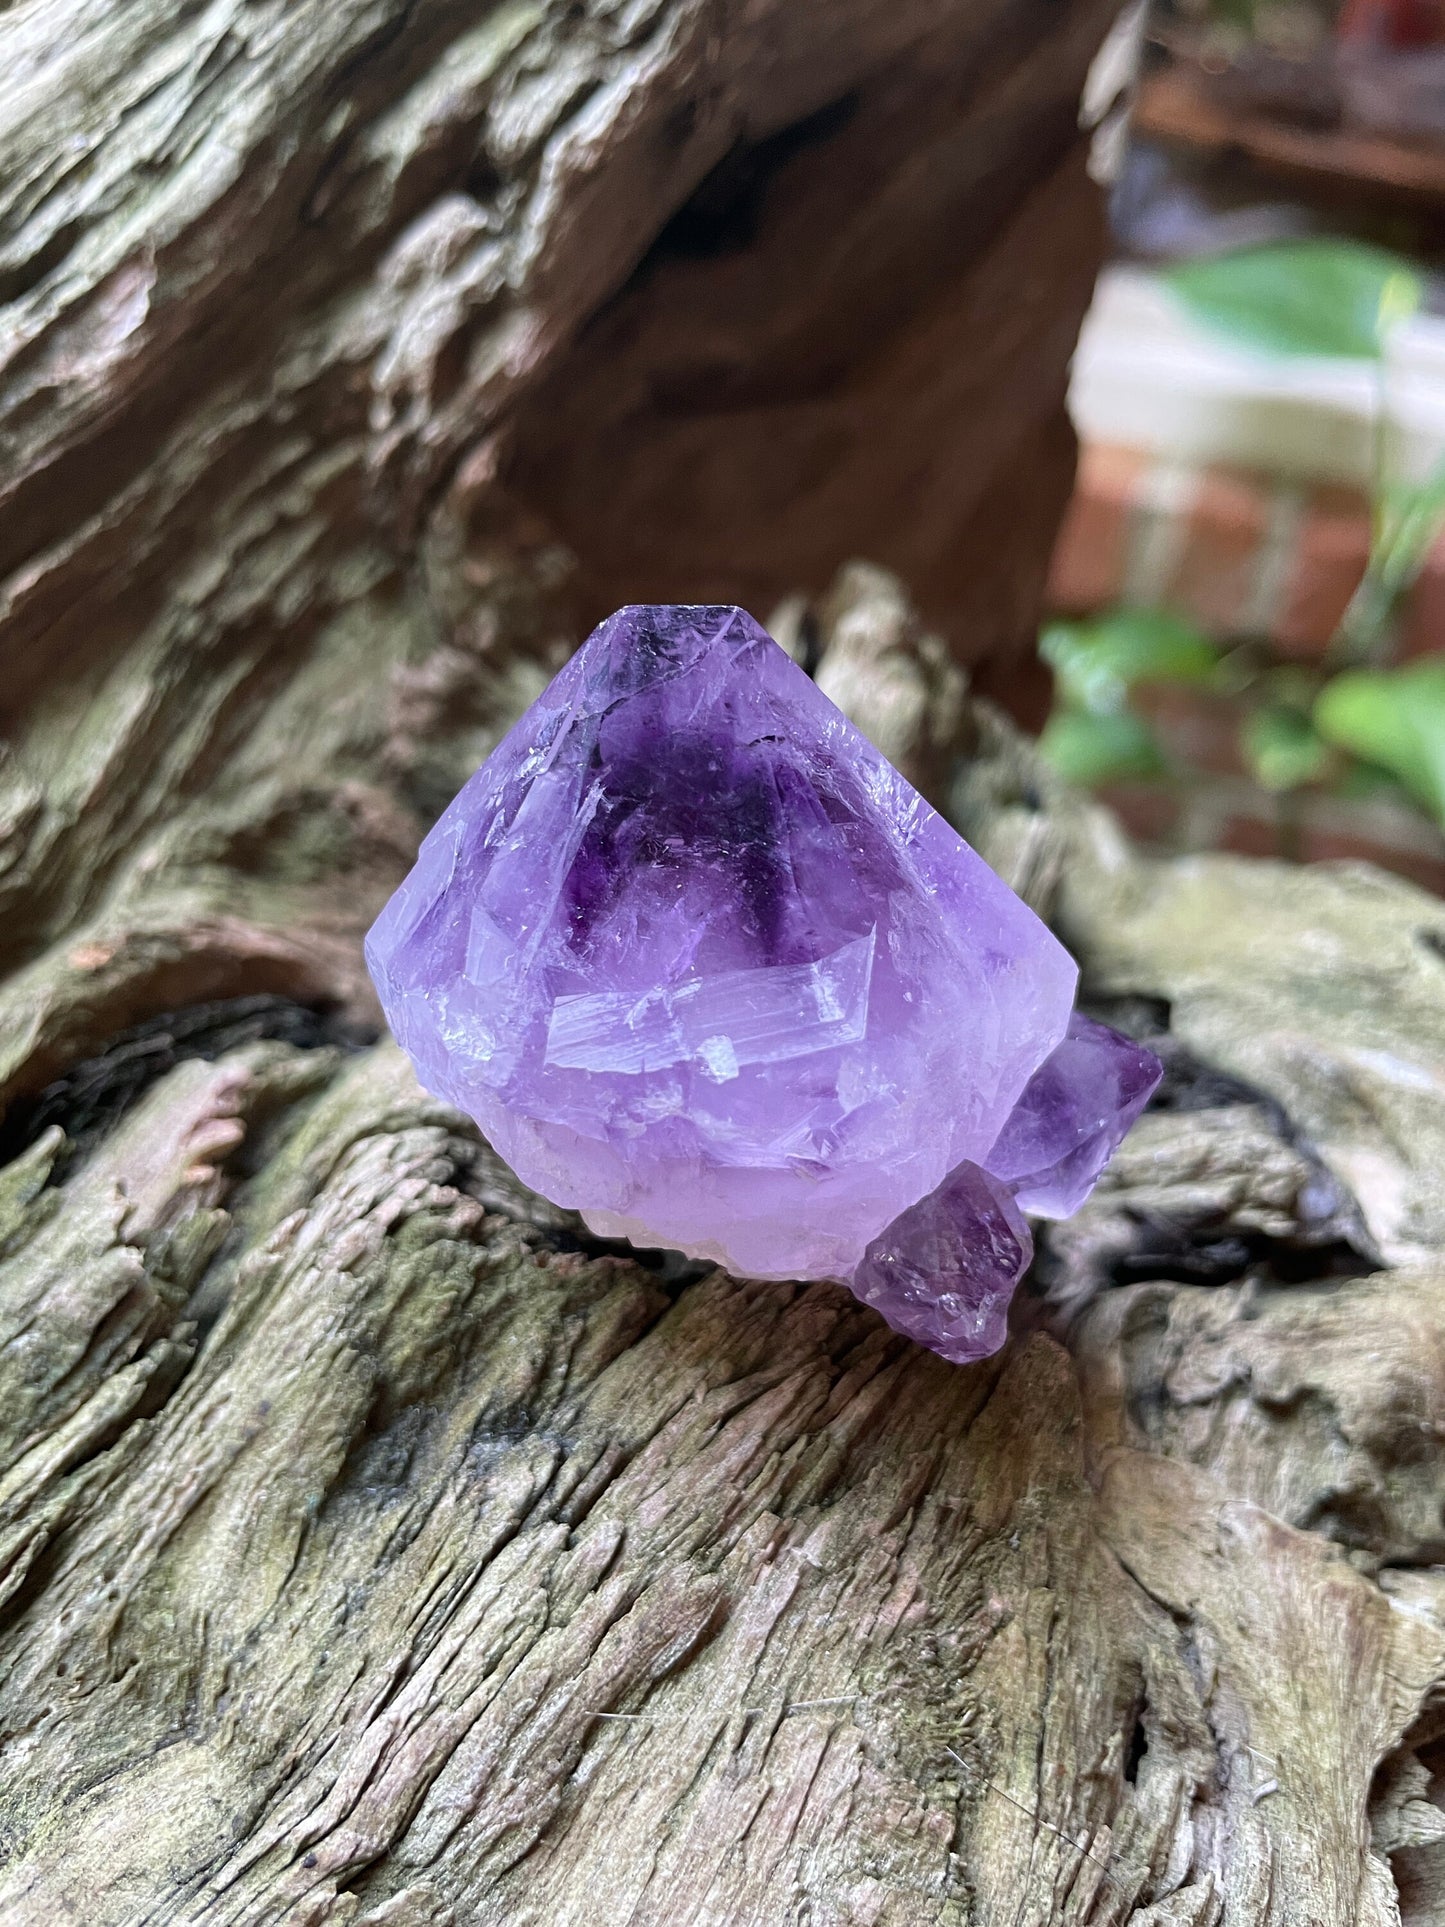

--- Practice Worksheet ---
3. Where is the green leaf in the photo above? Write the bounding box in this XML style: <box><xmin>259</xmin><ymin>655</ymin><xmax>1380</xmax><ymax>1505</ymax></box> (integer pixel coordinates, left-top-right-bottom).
<box><xmin>1336</xmin><ymin>759</ymin><xmax>1410</xmax><ymax>801</ymax></box>
<box><xmin>1373</xmin><ymin>463</ymin><xmax>1445</xmax><ymax>598</ymax></box>
<box><xmin>1041</xmin><ymin>612</ymin><xmax>1220</xmax><ymax>716</ymax></box>
<box><xmin>1241</xmin><ymin>706</ymin><xmax>1330</xmax><ymax>793</ymax></box>
<box><xmin>1038</xmin><ymin>708</ymin><xmax>1166</xmax><ymax>787</ymax></box>
<box><xmin>1314</xmin><ymin>662</ymin><xmax>1445</xmax><ymax>821</ymax></box>
<box><xmin>1329</xmin><ymin>457</ymin><xmax>1445</xmax><ymax>664</ymax></box>
<box><xmin>1165</xmin><ymin>240</ymin><xmax>1422</xmax><ymax>360</ymax></box>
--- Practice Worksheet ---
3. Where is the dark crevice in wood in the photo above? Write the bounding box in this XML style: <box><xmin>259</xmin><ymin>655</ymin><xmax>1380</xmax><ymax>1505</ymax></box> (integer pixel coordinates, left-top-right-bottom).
<box><xmin>0</xmin><ymin>219</ymin><xmax>83</xmax><ymax>306</ymax></box>
<box><xmin>1123</xmin><ymin>1699</ymin><xmax>1148</xmax><ymax>1785</ymax></box>
<box><xmin>533</xmin><ymin>1225</ymin><xmax>717</xmax><ymax>1290</ymax></box>
<box><xmin>1058</xmin><ymin>1009</ymin><xmax>1383</xmax><ymax>1295</ymax></box>
<box><xmin>1104</xmin><ymin>1221</ymin><xmax>1376</xmax><ymax>1292</ymax></box>
<box><xmin>0</xmin><ymin>995</ymin><xmax>373</xmax><ymax>1174</ymax></box>
<box><xmin>643</xmin><ymin>93</ymin><xmax>862</xmax><ymax>268</ymax></box>
<box><xmin>501</xmin><ymin>10</ymin><xmax>1108</xmax><ymax>645</ymax></box>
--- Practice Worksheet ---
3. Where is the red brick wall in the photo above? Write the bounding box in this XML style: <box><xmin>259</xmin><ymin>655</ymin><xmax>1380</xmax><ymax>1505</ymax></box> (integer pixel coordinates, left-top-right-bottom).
<box><xmin>1047</xmin><ymin>441</ymin><xmax>1445</xmax><ymax>895</ymax></box>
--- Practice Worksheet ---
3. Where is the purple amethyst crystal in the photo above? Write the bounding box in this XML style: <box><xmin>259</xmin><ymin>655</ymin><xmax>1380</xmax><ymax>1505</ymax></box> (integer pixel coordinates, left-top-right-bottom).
<box><xmin>982</xmin><ymin>1011</ymin><xmax>1163</xmax><ymax>1218</ymax></box>
<box><xmin>367</xmin><ymin>602</ymin><xmax>1160</xmax><ymax>1362</ymax></box>
<box><xmin>851</xmin><ymin>1161</ymin><xmax>1033</xmax><ymax>1365</ymax></box>
<box><xmin>367</xmin><ymin>604</ymin><xmax>1076</xmax><ymax>1276</ymax></box>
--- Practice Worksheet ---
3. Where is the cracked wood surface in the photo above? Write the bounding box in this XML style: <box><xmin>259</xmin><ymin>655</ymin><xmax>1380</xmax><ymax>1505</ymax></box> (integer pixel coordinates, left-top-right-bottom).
<box><xmin>4</xmin><ymin>0</ymin><xmax>1445</xmax><ymax>1921</ymax></box>
<box><xmin>5</xmin><ymin>601</ymin><xmax>1445</xmax><ymax>1923</ymax></box>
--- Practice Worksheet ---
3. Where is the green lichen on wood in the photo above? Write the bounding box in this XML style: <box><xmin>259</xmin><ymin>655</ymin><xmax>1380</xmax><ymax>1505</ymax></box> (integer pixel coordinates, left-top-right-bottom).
<box><xmin>3</xmin><ymin>0</ymin><xmax>1445</xmax><ymax>1918</ymax></box>
<box><xmin>4</xmin><ymin>689</ymin><xmax>1445</xmax><ymax>1919</ymax></box>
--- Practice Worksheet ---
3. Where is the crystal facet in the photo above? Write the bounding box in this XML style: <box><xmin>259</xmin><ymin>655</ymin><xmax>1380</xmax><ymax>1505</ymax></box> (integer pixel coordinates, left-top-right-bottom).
<box><xmin>982</xmin><ymin>1011</ymin><xmax>1164</xmax><ymax>1218</ymax></box>
<box><xmin>851</xmin><ymin>1160</ymin><xmax>1033</xmax><ymax>1365</ymax></box>
<box><xmin>366</xmin><ymin>603</ymin><xmax>1081</xmax><ymax>1285</ymax></box>
<box><xmin>842</xmin><ymin>1009</ymin><xmax>1163</xmax><ymax>1364</ymax></box>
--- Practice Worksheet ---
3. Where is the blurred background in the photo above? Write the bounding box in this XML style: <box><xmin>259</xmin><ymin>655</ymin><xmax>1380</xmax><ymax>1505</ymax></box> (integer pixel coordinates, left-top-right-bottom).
<box><xmin>1043</xmin><ymin>0</ymin><xmax>1445</xmax><ymax>889</ymax></box>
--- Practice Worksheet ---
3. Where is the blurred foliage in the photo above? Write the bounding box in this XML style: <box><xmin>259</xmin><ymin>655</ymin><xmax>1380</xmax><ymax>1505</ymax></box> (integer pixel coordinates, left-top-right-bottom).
<box><xmin>1041</xmin><ymin>611</ymin><xmax>1219</xmax><ymax>714</ymax></box>
<box><xmin>1039</xmin><ymin>609</ymin><xmax>1221</xmax><ymax>788</ymax></box>
<box><xmin>1041</xmin><ymin>239</ymin><xmax>1445</xmax><ymax>850</ymax></box>
<box><xmin>1335</xmin><ymin>465</ymin><xmax>1445</xmax><ymax>663</ymax></box>
<box><xmin>1315</xmin><ymin>662</ymin><xmax>1445</xmax><ymax>817</ymax></box>
<box><xmin>1040</xmin><ymin>607</ymin><xmax>1445</xmax><ymax>836</ymax></box>
<box><xmin>1157</xmin><ymin>0</ymin><xmax>1345</xmax><ymax>63</ymax></box>
<box><xmin>1166</xmin><ymin>240</ymin><xmax>1422</xmax><ymax>360</ymax></box>
<box><xmin>1241</xmin><ymin>702</ymin><xmax>1331</xmax><ymax>791</ymax></box>
<box><xmin>1037</xmin><ymin>706</ymin><xmax>1168</xmax><ymax>787</ymax></box>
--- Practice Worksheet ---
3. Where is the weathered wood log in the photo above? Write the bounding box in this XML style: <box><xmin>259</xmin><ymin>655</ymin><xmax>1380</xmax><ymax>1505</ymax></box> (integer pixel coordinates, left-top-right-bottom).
<box><xmin>0</xmin><ymin>0</ymin><xmax>1121</xmax><ymax>1093</ymax></box>
<box><xmin>7</xmin><ymin>582</ymin><xmax>1445</xmax><ymax>1927</ymax></box>
<box><xmin>5</xmin><ymin>2</ymin><xmax>1445</xmax><ymax>1923</ymax></box>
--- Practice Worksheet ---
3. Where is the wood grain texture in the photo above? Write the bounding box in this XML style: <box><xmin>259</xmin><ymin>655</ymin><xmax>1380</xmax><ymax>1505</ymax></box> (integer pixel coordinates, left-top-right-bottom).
<box><xmin>4</xmin><ymin>572</ymin><xmax>1445</xmax><ymax>1921</ymax></box>
<box><xmin>5</xmin><ymin>0</ymin><xmax>1445</xmax><ymax>1921</ymax></box>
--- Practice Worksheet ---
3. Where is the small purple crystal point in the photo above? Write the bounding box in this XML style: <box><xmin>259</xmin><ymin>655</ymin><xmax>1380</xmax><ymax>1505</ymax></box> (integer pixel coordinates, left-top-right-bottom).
<box><xmin>851</xmin><ymin>1161</ymin><xmax>1033</xmax><ymax>1365</ymax></box>
<box><xmin>850</xmin><ymin>1014</ymin><xmax>1161</xmax><ymax>1362</ymax></box>
<box><xmin>982</xmin><ymin>1012</ymin><xmax>1164</xmax><ymax>1218</ymax></box>
<box><xmin>366</xmin><ymin>603</ymin><xmax>1080</xmax><ymax>1286</ymax></box>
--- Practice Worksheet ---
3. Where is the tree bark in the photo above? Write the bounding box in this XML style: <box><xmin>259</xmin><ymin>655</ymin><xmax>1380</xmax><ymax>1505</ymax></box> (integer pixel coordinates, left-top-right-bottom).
<box><xmin>6</xmin><ymin>3</ymin><xmax>1445</xmax><ymax>1925</ymax></box>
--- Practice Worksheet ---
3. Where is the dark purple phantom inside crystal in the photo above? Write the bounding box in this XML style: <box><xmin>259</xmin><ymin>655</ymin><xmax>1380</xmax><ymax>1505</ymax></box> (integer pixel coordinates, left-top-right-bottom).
<box><xmin>367</xmin><ymin>602</ymin><xmax>1161</xmax><ymax>1367</ymax></box>
<box><xmin>366</xmin><ymin>603</ymin><xmax>1080</xmax><ymax>1286</ymax></box>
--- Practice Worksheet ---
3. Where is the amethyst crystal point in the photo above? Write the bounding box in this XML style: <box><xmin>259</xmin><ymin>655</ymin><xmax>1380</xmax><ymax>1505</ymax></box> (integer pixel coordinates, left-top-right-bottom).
<box><xmin>851</xmin><ymin>1161</ymin><xmax>1033</xmax><ymax>1365</ymax></box>
<box><xmin>983</xmin><ymin>1012</ymin><xmax>1164</xmax><ymax>1218</ymax></box>
<box><xmin>366</xmin><ymin>603</ymin><xmax>1079</xmax><ymax>1282</ymax></box>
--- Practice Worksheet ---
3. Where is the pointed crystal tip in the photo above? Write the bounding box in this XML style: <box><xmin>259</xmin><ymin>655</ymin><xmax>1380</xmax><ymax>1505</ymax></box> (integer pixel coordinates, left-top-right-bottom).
<box><xmin>850</xmin><ymin>1161</ymin><xmax>1033</xmax><ymax>1366</ymax></box>
<box><xmin>983</xmin><ymin>1012</ymin><xmax>1163</xmax><ymax>1219</ymax></box>
<box><xmin>366</xmin><ymin>602</ymin><xmax>1081</xmax><ymax>1292</ymax></box>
